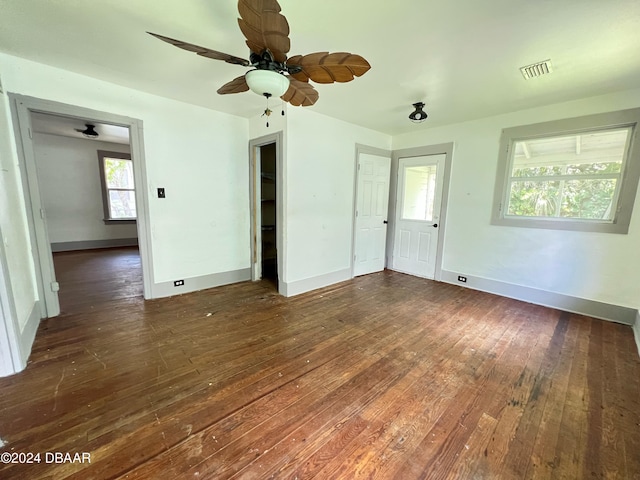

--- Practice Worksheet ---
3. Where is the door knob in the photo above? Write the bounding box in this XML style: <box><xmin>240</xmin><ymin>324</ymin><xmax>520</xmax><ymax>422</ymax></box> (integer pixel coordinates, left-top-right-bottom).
<box><xmin>432</xmin><ymin>223</ymin><xmax>438</xmax><ymax>228</ymax></box>
<box><xmin>383</xmin><ymin>220</ymin><xmax>388</xmax><ymax>224</ymax></box>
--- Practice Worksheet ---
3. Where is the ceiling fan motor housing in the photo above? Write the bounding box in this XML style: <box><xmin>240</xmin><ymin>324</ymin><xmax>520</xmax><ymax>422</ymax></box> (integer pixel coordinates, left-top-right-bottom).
<box><xmin>409</xmin><ymin>102</ymin><xmax>428</xmax><ymax>122</ymax></box>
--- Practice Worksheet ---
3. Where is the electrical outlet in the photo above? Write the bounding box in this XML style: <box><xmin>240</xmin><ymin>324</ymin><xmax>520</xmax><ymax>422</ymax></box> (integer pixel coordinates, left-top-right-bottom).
<box><xmin>157</xmin><ymin>187</ymin><xmax>166</xmax><ymax>198</ymax></box>
<box><xmin>457</xmin><ymin>275</ymin><xmax>467</xmax><ymax>283</ymax></box>
<box><xmin>174</xmin><ymin>279</ymin><xmax>184</xmax><ymax>287</ymax></box>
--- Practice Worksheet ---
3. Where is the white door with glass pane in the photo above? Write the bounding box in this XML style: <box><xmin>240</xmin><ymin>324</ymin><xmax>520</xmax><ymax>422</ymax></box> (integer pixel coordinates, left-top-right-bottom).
<box><xmin>353</xmin><ymin>153</ymin><xmax>391</xmax><ymax>276</ymax></box>
<box><xmin>393</xmin><ymin>154</ymin><xmax>445</xmax><ymax>279</ymax></box>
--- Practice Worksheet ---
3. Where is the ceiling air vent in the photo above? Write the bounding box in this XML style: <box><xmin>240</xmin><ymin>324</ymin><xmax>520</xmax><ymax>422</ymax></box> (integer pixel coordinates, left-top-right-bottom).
<box><xmin>520</xmin><ymin>60</ymin><xmax>553</xmax><ymax>80</ymax></box>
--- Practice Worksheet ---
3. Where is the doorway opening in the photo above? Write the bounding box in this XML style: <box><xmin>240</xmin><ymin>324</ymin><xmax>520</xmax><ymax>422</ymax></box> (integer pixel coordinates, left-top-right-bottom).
<box><xmin>9</xmin><ymin>94</ymin><xmax>151</xmax><ymax>318</ymax></box>
<box><xmin>29</xmin><ymin>111</ymin><xmax>143</xmax><ymax>315</ymax></box>
<box><xmin>259</xmin><ymin>143</ymin><xmax>277</xmax><ymax>286</ymax></box>
<box><xmin>249</xmin><ymin>132</ymin><xmax>283</xmax><ymax>292</ymax></box>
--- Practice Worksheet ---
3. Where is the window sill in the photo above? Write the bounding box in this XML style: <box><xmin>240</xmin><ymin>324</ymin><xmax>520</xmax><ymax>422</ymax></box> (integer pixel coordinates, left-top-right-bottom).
<box><xmin>103</xmin><ymin>219</ymin><xmax>137</xmax><ymax>225</ymax></box>
<box><xmin>491</xmin><ymin>216</ymin><xmax>627</xmax><ymax>234</ymax></box>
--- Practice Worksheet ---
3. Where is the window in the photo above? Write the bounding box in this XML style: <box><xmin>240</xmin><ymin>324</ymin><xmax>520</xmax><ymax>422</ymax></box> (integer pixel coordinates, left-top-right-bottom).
<box><xmin>492</xmin><ymin>108</ymin><xmax>640</xmax><ymax>233</ymax></box>
<box><xmin>402</xmin><ymin>165</ymin><xmax>437</xmax><ymax>221</ymax></box>
<box><xmin>97</xmin><ymin>150</ymin><xmax>136</xmax><ymax>223</ymax></box>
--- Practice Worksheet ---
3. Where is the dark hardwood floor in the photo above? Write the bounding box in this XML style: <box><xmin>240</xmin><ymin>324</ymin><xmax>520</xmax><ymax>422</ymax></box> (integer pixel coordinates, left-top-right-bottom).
<box><xmin>54</xmin><ymin>246</ymin><xmax>143</xmax><ymax>315</ymax></box>
<box><xmin>0</xmin><ymin>248</ymin><xmax>639</xmax><ymax>479</ymax></box>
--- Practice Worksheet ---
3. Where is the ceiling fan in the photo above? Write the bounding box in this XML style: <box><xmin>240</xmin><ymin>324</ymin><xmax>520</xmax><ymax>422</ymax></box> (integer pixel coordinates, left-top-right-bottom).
<box><xmin>148</xmin><ymin>0</ymin><xmax>371</xmax><ymax>107</ymax></box>
<box><xmin>75</xmin><ymin>124</ymin><xmax>99</xmax><ymax>138</ymax></box>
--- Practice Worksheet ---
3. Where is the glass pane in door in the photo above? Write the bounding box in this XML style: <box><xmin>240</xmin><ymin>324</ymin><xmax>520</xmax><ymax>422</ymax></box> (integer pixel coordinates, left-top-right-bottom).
<box><xmin>402</xmin><ymin>165</ymin><xmax>437</xmax><ymax>221</ymax></box>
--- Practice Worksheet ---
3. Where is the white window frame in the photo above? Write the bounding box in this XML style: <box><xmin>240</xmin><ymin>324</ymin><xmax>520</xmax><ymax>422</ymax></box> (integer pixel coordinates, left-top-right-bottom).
<box><xmin>492</xmin><ymin>108</ymin><xmax>640</xmax><ymax>234</ymax></box>
<box><xmin>97</xmin><ymin>150</ymin><xmax>136</xmax><ymax>224</ymax></box>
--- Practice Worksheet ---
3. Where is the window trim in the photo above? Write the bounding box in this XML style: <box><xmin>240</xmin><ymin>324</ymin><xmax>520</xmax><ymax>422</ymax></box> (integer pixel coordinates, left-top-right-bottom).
<box><xmin>492</xmin><ymin>108</ymin><xmax>640</xmax><ymax>234</ymax></box>
<box><xmin>97</xmin><ymin>150</ymin><xmax>137</xmax><ymax>225</ymax></box>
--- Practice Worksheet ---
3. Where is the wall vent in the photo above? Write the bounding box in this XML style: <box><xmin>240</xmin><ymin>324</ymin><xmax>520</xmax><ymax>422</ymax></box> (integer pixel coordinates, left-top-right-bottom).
<box><xmin>520</xmin><ymin>60</ymin><xmax>553</xmax><ymax>79</ymax></box>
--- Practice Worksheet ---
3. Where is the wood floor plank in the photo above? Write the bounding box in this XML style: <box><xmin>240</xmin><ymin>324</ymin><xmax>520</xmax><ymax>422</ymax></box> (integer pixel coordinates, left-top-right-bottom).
<box><xmin>599</xmin><ymin>321</ymin><xmax>631</xmax><ymax>480</ymax></box>
<box><xmin>318</xmin><ymin>296</ymin><xmax>523</xmax><ymax>480</ymax></box>
<box><xmin>0</xmin><ymin>248</ymin><xmax>638</xmax><ymax>479</ymax></box>
<box><xmin>499</xmin><ymin>310</ymin><xmax>572</xmax><ymax>478</ymax></box>
<box><xmin>238</xmin><ymin>293</ymin><xmax>494</xmax><ymax>479</ymax></box>
<box><xmin>525</xmin><ymin>314</ymin><xmax>580</xmax><ymax>479</ymax></box>
<box><xmin>553</xmin><ymin>315</ymin><xmax>590</xmax><ymax>479</ymax></box>
<box><xmin>395</xmin><ymin>303</ymin><xmax>541</xmax><ymax>479</ymax></box>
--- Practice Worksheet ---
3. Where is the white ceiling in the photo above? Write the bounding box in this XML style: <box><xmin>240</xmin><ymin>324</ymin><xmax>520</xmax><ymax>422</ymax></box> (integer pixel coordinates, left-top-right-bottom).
<box><xmin>31</xmin><ymin>112</ymin><xmax>131</xmax><ymax>145</ymax></box>
<box><xmin>1</xmin><ymin>0</ymin><xmax>639</xmax><ymax>135</ymax></box>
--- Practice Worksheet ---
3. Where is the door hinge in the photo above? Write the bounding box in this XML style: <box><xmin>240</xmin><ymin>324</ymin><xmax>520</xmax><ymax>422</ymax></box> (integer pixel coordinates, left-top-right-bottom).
<box><xmin>358</xmin><ymin>163</ymin><xmax>361</xmax><ymax>171</ymax></box>
<box><xmin>40</xmin><ymin>208</ymin><xmax>46</xmax><ymax>219</ymax></box>
<box><xmin>50</xmin><ymin>281</ymin><xmax>60</xmax><ymax>292</ymax></box>
<box><xmin>28</xmin><ymin>128</ymin><xmax>33</xmax><ymax>139</ymax></box>
<box><xmin>355</xmin><ymin>210</ymin><xmax>358</xmax><ymax>217</ymax></box>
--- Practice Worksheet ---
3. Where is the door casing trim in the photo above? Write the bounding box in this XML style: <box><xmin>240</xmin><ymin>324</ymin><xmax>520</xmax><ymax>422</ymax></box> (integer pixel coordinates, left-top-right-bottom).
<box><xmin>248</xmin><ymin>131</ymin><xmax>284</xmax><ymax>292</ymax></box>
<box><xmin>8</xmin><ymin>93</ymin><xmax>153</xmax><ymax>317</ymax></box>
<box><xmin>388</xmin><ymin>142</ymin><xmax>454</xmax><ymax>281</ymax></box>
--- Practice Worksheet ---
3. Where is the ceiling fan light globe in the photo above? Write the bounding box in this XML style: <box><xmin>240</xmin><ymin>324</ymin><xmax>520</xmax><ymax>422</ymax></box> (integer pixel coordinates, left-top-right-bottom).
<box><xmin>245</xmin><ymin>70</ymin><xmax>290</xmax><ymax>98</ymax></box>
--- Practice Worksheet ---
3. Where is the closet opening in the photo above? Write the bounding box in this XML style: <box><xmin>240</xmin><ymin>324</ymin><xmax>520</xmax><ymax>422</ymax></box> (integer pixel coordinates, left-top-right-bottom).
<box><xmin>259</xmin><ymin>143</ymin><xmax>277</xmax><ymax>287</ymax></box>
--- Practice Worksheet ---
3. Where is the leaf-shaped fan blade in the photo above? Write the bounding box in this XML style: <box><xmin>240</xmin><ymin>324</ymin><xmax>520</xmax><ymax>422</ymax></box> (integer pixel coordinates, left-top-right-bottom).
<box><xmin>147</xmin><ymin>32</ymin><xmax>250</xmax><ymax>66</ymax></box>
<box><xmin>287</xmin><ymin>52</ymin><xmax>371</xmax><ymax>84</ymax></box>
<box><xmin>237</xmin><ymin>0</ymin><xmax>290</xmax><ymax>63</ymax></box>
<box><xmin>217</xmin><ymin>76</ymin><xmax>250</xmax><ymax>95</ymax></box>
<box><xmin>281</xmin><ymin>78</ymin><xmax>319</xmax><ymax>107</ymax></box>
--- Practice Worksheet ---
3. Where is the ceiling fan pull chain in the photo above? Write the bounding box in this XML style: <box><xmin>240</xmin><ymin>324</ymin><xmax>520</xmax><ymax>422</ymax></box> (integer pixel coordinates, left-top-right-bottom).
<box><xmin>262</xmin><ymin>96</ymin><xmax>273</xmax><ymax>127</ymax></box>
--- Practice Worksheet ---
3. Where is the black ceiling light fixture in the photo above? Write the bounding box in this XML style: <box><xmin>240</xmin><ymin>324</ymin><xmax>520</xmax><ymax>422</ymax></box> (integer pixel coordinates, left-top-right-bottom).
<box><xmin>409</xmin><ymin>102</ymin><xmax>428</xmax><ymax>123</ymax></box>
<box><xmin>76</xmin><ymin>124</ymin><xmax>99</xmax><ymax>138</ymax></box>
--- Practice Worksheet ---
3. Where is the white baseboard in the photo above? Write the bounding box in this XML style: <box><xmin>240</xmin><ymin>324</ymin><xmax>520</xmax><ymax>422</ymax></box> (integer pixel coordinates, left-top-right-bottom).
<box><xmin>51</xmin><ymin>238</ymin><xmax>139</xmax><ymax>252</ymax></box>
<box><xmin>633</xmin><ymin>311</ymin><xmax>640</xmax><ymax>358</ymax></box>
<box><xmin>282</xmin><ymin>268</ymin><xmax>352</xmax><ymax>297</ymax></box>
<box><xmin>152</xmin><ymin>268</ymin><xmax>251</xmax><ymax>299</ymax></box>
<box><xmin>440</xmin><ymin>270</ymin><xmax>636</xmax><ymax>325</ymax></box>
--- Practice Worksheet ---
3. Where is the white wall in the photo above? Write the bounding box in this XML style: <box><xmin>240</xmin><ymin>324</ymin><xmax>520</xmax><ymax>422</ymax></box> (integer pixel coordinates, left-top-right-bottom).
<box><xmin>0</xmin><ymin>83</ymin><xmax>38</xmax><ymax>330</ymax></box>
<box><xmin>0</xmin><ymin>74</ymin><xmax>39</xmax><ymax>376</ymax></box>
<box><xmin>285</xmin><ymin>108</ymin><xmax>391</xmax><ymax>286</ymax></box>
<box><xmin>393</xmin><ymin>88</ymin><xmax>640</xmax><ymax>310</ymax></box>
<box><xmin>0</xmin><ymin>52</ymin><xmax>250</xmax><ymax>288</ymax></box>
<box><xmin>33</xmin><ymin>133</ymin><xmax>135</xmax><ymax>244</ymax></box>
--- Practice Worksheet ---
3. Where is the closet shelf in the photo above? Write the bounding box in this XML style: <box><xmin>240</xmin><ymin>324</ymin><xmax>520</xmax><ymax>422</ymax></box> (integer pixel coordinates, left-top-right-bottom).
<box><xmin>261</xmin><ymin>172</ymin><xmax>276</xmax><ymax>182</ymax></box>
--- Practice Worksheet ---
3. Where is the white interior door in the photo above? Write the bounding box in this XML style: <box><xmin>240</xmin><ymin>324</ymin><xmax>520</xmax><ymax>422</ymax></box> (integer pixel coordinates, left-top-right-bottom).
<box><xmin>393</xmin><ymin>154</ymin><xmax>445</xmax><ymax>279</ymax></box>
<box><xmin>353</xmin><ymin>153</ymin><xmax>391</xmax><ymax>276</ymax></box>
